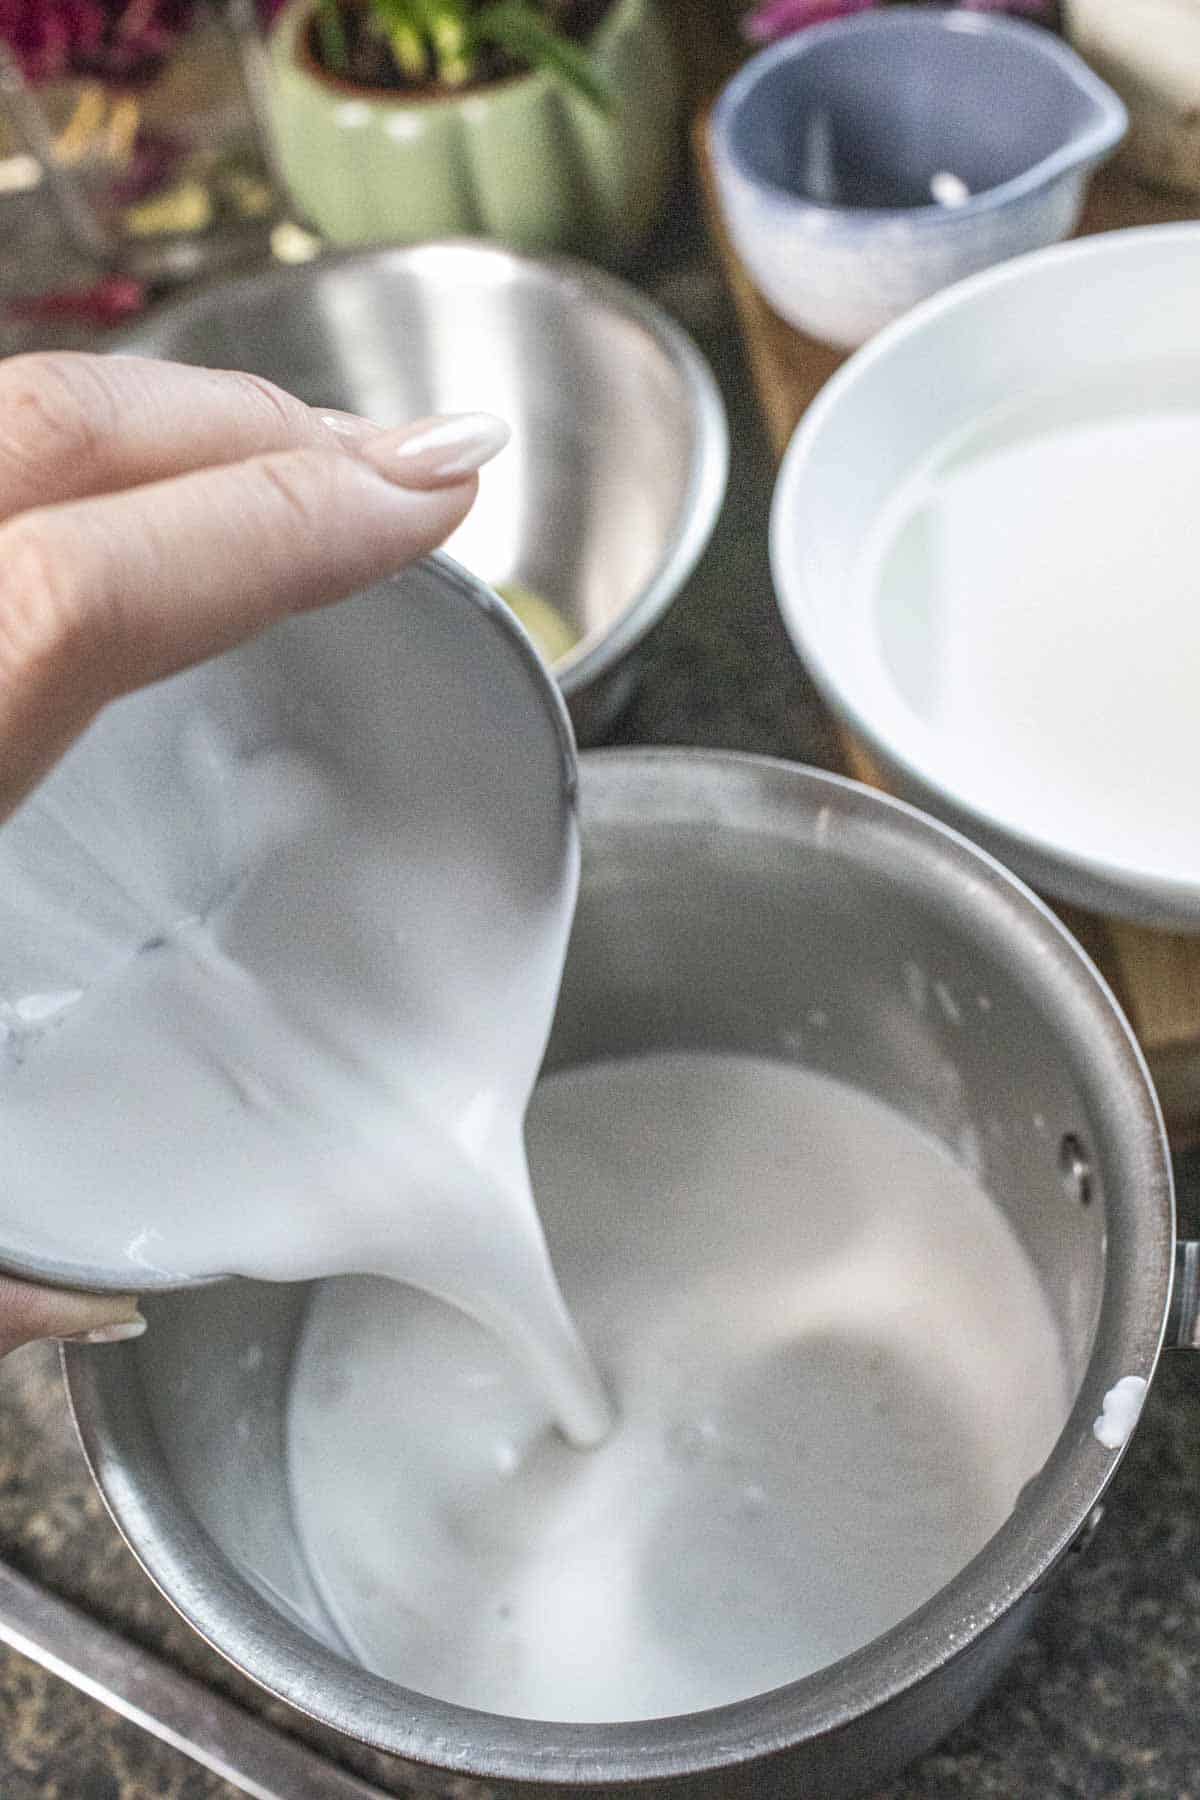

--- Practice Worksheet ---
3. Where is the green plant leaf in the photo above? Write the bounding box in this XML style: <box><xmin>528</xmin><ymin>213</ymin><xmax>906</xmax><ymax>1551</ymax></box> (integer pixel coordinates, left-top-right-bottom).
<box><xmin>474</xmin><ymin>1</ymin><xmax>615</xmax><ymax>112</ymax></box>
<box><xmin>315</xmin><ymin>0</ymin><xmax>348</xmax><ymax>72</ymax></box>
<box><xmin>368</xmin><ymin>0</ymin><xmax>432</xmax><ymax>77</ymax></box>
<box><xmin>428</xmin><ymin>1</ymin><xmax>473</xmax><ymax>84</ymax></box>
<box><xmin>385</xmin><ymin>0</ymin><xmax>477</xmax><ymax>84</ymax></box>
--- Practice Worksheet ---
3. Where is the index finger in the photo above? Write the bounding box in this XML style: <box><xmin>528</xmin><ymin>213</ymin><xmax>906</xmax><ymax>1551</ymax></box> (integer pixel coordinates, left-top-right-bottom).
<box><xmin>0</xmin><ymin>1274</ymin><xmax>144</xmax><ymax>1356</ymax></box>
<box><xmin>0</xmin><ymin>352</ymin><xmax>371</xmax><ymax>522</ymax></box>
<box><xmin>0</xmin><ymin>441</ymin><xmax>479</xmax><ymax>819</ymax></box>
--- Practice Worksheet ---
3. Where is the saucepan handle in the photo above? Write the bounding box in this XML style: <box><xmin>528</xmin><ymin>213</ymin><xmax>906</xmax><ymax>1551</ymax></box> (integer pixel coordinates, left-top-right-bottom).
<box><xmin>1168</xmin><ymin>1241</ymin><xmax>1200</xmax><ymax>1350</ymax></box>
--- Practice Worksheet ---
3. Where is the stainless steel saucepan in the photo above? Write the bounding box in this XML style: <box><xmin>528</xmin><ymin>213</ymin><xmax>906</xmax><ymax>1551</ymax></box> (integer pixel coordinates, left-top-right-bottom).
<box><xmin>65</xmin><ymin>749</ymin><xmax>1197</xmax><ymax>1799</ymax></box>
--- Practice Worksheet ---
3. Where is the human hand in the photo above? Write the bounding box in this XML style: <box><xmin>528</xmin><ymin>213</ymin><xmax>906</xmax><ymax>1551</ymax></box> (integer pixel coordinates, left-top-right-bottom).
<box><xmin>0</xmin><ymin>350</ymin><xmax>508</xmax><ymax>1354</ymax></box>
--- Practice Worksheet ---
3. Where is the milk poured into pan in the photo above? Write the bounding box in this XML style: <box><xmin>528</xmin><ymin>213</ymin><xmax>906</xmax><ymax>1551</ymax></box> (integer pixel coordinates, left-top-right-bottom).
<box><xmin>288</xmin><ymin>1054</ymin><xmax>1068</xmax><ymax>1722</ymax></box>
<box><xmin>0</xmin><ymin>570</ymin><xmax>1068</xmax><ymax>1719</ymax></box>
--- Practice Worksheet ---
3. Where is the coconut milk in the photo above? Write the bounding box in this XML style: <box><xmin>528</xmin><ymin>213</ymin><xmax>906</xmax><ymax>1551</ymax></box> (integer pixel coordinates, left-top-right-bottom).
<box><xmin>287</xmin><ymin>1051</ymin><xmax>1069</xmax><ymax>1722</ymax></box>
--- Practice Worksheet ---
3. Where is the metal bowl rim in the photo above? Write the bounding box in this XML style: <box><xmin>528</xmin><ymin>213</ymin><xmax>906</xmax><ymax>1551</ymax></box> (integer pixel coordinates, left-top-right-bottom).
<box><xmin>111</xmin><ymin>238</ymin><xmax>730</xmax><ymax>700</ymax></box>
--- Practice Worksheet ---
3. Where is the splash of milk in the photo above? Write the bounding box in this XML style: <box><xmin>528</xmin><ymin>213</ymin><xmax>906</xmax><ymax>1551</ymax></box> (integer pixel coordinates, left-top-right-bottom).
<box><xmin>1092</xmin><ymin>1375</ymin><xmax>1147</xmax><ymax>1451</ymax></box>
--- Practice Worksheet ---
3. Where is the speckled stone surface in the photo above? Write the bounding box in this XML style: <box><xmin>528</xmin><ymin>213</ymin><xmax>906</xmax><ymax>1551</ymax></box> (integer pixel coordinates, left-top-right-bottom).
<box><xmin>1</xmin><ymin>190</ymin><xmax>1199</xmax><ymax>1800</ymax></box>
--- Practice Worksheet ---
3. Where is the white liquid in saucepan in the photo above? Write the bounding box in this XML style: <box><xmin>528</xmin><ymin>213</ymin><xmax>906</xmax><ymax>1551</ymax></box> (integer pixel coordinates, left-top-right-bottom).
<box><xmin>287</xmin><ymin>1052</ymin><xmax>1068</xmax><ymax>1722</ymax></box>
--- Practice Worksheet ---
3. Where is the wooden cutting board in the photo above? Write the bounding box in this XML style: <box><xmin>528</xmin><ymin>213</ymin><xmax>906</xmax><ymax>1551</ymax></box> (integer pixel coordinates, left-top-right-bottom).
<box><xmin>694</xmin><ymin>121</ymin><xmax>1200</xmax><ymax>1145</ymax></box>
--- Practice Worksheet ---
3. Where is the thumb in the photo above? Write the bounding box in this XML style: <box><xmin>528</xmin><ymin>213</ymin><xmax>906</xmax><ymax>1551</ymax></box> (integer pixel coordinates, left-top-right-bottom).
<box><xmin>0</xmin><ymin>1276</ymin><xmax>145</xmax><ymax>1357</ymax></box>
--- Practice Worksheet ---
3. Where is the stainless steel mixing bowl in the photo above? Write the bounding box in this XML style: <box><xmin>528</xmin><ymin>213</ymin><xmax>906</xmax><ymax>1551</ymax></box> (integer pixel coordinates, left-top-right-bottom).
<box><xmin>65</xmin><ymin>750</ymin><xmax>1196</xmax><ymax>1800</ymax></box>
<box><xmin>115</xmin><ymin>241</ymin><xmax>729</xmax><ymax>743</ymax></box>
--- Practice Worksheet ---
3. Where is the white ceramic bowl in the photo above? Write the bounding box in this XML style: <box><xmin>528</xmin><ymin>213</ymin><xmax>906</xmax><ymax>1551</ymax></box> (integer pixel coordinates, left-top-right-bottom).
<box><xmin>770</xmin><ymin>222</ymin><xmax>1200</xmax><ymax>926</ymax></box>
<box><xmin>711</xmin><ymin>8</ymin><xmax>1125</xmax><ymax>349</ymax></box>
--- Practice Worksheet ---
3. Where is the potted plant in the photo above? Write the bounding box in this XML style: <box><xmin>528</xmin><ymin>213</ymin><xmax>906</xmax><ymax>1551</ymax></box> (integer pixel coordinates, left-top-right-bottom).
<box><xmin>261</xmin><ymin>0</ymin><xmax>679</xmax><ymax>254</ymax></box>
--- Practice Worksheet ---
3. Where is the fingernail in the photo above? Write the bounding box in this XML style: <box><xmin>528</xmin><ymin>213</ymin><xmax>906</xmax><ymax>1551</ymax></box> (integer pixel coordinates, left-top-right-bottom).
<box><xmin>356</xmin><ymin>413</ymin><xmax>511</xmax><ymax>488</ymax></box>
<box><xmin>60</xmin><ymin>1316</ymin><xmax>147</xmax><ymax>1346</ymax></box>
<box><xmin>318</xmin><ymin>409</ymin><xmax>378</xmax><ymax>442</ymax></box>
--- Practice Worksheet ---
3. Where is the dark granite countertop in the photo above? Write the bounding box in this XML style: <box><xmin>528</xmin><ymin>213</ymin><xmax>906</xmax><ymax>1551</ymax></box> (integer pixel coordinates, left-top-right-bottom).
<box><xmin>1</xmin><ymin>199</ymin><xmax>1199</xmax><ymax>1800</ymax></box>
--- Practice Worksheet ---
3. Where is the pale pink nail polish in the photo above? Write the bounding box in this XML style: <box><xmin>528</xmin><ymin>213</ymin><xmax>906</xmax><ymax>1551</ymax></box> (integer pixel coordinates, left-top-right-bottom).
<box><xmin>60</xmin><ymin>1316</ymin><xmax>147</xmax><ymax>1345</ymax></box>
<box><xmin>319</xmin><ymin>410</ymin><xmax>379</xmax><ymax>441</ymax></box>
<box><xmin>356</xmin><ymin>413</ymin><xmax>512</xmax><ymax>488</ymax></box>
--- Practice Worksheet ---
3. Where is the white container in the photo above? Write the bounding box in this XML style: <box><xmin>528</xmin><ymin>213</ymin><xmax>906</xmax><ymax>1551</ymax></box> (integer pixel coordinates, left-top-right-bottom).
<box><xmin>711</xmin><ymin>8</ymin><xmax>1126</xmax><ymax>349</ymax></box>
<box><xmin>770</xmin><ymin>222</ymin><xmax>1200</xmax><ymax>925</ymax></box>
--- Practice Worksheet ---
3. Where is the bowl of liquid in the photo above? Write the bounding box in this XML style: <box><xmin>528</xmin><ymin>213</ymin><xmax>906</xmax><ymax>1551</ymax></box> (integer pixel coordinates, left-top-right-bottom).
<box><xmin>66</xmin><ymin>750</ymin><xmax>1182</xmax><ymax>1798</ymax></box>
<box><xmin>710</xmin><ymin>7</ymin><xmax>1126</xmax><ymax>349</ymax></box>
<box><xmin>113</xmin><ymin>240</ymin><xmax>729</xmax><ymax>743</ymax></box>
<box><xmin>772</xmin><ymin>221</ymin><xmax>1200</xmax><ymax>925</ymax></box>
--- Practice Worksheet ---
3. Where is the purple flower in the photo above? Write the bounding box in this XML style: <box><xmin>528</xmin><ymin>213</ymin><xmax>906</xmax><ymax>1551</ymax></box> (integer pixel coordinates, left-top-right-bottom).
<box><xmin>958</xmin><ymin>0</ymin><xmax>1052</xmax><ymax>11</ymax></box>
<box><xmin>744</xmin><ymin>0</ymin><xmax>877</xmax><ymax>42</ymax></box>
<box><xmin>0</xmin><ymin>0</ymin><xmax>195</xmax><ymax>85</ymax></box>
<box><xmin>744</xmin><ymin>0</ymin><xmax>1052</xmax><ymax>42</ymax></box>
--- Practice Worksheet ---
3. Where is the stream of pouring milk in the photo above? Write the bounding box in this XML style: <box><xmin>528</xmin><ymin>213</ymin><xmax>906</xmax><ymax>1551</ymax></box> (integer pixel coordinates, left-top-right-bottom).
<box><xmin>0</xmin><ymin>712</ymin><xmax>608</xmax><ymax>1446</ymax></box>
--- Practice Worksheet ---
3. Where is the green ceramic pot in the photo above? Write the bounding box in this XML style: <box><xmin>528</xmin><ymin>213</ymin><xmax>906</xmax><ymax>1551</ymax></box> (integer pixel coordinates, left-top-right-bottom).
<box><xmin>265</xmin><ymin>0</ymin><xmax>679</xmax><ymax>254</ymax></box>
